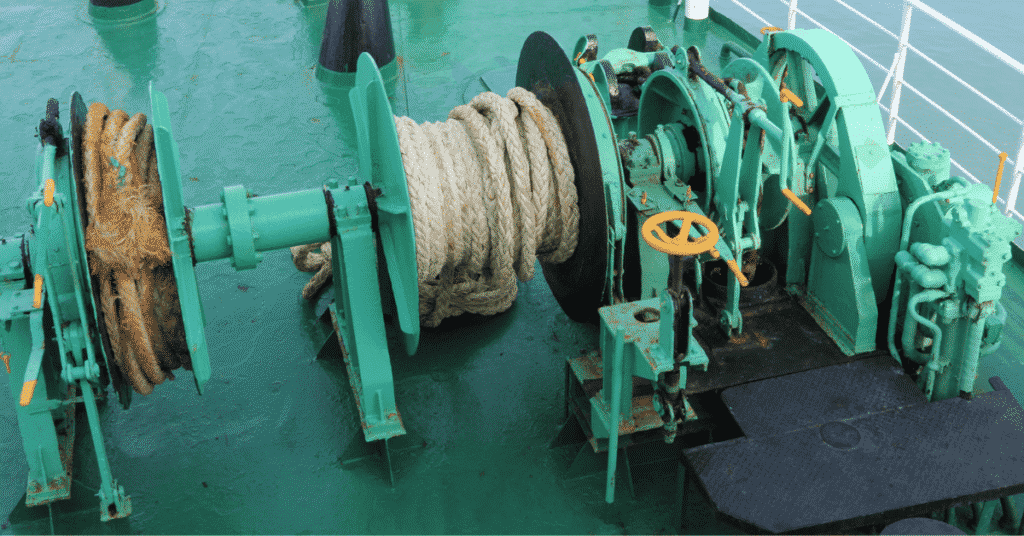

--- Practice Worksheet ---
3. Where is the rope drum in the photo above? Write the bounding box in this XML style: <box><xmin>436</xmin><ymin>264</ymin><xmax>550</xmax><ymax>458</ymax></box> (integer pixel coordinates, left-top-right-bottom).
<box><xmin>293</xmin><ymin>88</ymin><xmax>580</xmax><ymax>327</ymax></box>
<box><xmin>83</xmin><ymin>102</ymin><xmax>191</xmax><ymax>395</ymax></box>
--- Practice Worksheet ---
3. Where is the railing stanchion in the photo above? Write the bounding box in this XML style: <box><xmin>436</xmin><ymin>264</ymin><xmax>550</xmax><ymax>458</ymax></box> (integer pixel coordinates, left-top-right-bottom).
<box><xmin>887</xmin><ymin>1</ymin><xmax>914</xmax><ymax>145</ymax></box>
<box><xmin>1005</xmin><ymin>125</ymin><xmax>1024</xmax><ymax>217</ymax></box>
<box><xmin>787</xmin><ymin>0</ymin><xmax>799</xmax><ymax>30</ymax></box>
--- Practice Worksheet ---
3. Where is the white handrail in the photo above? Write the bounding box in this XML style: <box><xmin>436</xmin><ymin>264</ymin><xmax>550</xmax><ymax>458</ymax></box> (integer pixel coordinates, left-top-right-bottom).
<box><xmin>783</xmin><ymin>6</ymin><xmax>889</xmax><ymax>71</ymax></box>
<box><xmin>728</xmin><ymin>0</ymin><xmax>773</xmax><ymax>28</ymax></box>
<box><xmin>832</xmin><ymin>0</ymin><xmax>897</xmax><ymax>40</ymax></box>
<box><xmin>902</xmin><ymin>43</ymin><xmax>1023</xmax><ymax>127</ymax></box>
<box><xmin>900</xmin><ymin>79</ymin><xmax>1005</xmax><ymax>158</ymax></box>
<box><xmin>879</xmin><ymin>101</ymin><xmax>982</xmax><ymax>184</ymax></box>
<box><xmin>907</xmin><ymin>0</ymin><xmax>1024</xmax><ymax>78</ymax></box>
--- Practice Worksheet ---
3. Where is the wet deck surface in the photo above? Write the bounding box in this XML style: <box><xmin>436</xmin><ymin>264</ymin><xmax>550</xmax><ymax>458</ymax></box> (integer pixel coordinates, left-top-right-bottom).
<box><xmin>1</xmin><ymin>1</ymin><xmax>1023</xmax><ymax>534</ymax></box>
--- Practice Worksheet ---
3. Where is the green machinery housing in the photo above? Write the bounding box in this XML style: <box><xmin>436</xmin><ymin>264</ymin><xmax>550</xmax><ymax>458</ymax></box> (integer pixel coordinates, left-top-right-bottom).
<box><xmin>2</xmin><ymin>1</ymin><xmax>1022</xmax><ymax>532</ymax></box>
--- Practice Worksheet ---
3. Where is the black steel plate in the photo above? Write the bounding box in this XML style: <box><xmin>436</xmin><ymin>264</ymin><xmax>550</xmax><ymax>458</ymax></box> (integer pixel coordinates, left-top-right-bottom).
<box><xmin>516</xmin><ymin>31</ymin><xmax>608</xmax><ymax>323</ymax></box>
<box><xmin>683</xmin><ymin>385</ymin><xmax>1024</xmax><ymax>534</ymax></box>
<box><xmin>722</xmin><ymin>355</ymin><xmax>927</xmax><ymax>437</ymax></box>
<box><xmin>685</xmin><ymin>298</ymin><xmax>873</xmax><ymax>395</ymax></box>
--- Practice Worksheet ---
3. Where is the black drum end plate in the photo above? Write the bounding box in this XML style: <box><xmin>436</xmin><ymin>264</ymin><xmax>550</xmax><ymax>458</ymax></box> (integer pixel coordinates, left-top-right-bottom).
<box><xmin>516</xmin><ymin>31</ymin><xmax>609</xmax><ymax>324</ymax></box>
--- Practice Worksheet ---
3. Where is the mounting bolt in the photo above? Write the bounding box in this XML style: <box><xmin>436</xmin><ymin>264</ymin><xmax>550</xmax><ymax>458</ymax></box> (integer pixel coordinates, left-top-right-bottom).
<box><xmin>327</xmin><ymin>177</ymin><xmax>340</xmax><ymax>188</ymax></box>
<box><xmin>348</xmin><ymin>175</ymin><xmax>358</xmax><ymax>186</ymax></box>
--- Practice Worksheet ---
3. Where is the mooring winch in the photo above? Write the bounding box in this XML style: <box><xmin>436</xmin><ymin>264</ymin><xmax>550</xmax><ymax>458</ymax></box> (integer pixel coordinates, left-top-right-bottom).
<box><xmin>4</xmin><ymin>0</ymin><xmax>1024</xmax><ymax>531</ymax></box>
<box><xmin>0</xmin><ymin>24</ymin><xmax>624</xmax><ymax>517</ymax></box>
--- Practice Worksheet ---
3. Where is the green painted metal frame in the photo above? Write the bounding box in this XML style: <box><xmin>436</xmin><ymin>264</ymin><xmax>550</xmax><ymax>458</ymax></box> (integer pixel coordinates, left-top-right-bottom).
<box><xmin>572</xmin><ymin>65</ymin><xmax>629</xmax><ymax>306</ymax></box>
<box><xmin>349</xmin><ymin>53</ymin><xmax>419</xmax><ymax>356</ymax></box>
<box><xmin>149</xmin><ymin>83</ymin><xmax>213</xmax><ymax>395</ymax></box>
<box><xmin>322</xmin><ymin>178</ymin><xmax>405</xmax><ymax>444</ymax></box>
<box><xmin>150</xmin><ymin>65</ymin><xmax>414</xmax><ymax>448</ymax></box>
<box><xmin>36</xmin><ymin>123</ymin><xmax>132</xmax><ymax>521</ymax></box>
<box><xmin>0</xmin><ymin>117</ymin><xmax>133</xmax><ymax>520</ymax></box>
<box><xmin>756</xmin><ymin>30</ymin><xmax>902</xmax><ymax>354</ymax></box>
<box><xmin>302</xmin><ymin>51</ymin><xmax>424</xmax><ymax>445</ymax></box>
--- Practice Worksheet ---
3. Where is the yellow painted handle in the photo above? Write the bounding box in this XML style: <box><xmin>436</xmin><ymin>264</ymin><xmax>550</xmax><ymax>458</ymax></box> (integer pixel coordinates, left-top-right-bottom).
<box><xmin>760</xmin><ymin>26</ymin><xmax>784</xmax><ymax>34</ymax></box>
<box><xmin>44</xmin><ymin>179</ymin><xmax>55</xmax><ymax>207</ymax></box>
<box><xmin>725</xmin><ymin>259</ymin><xmax>750</xmax><ymax>287</ymax></box>
<box><xmin>782</xmin><ymin>188</ymin><xmax>813</xmax><ymax>215</ymax></box>
<box><xmin>993</xmin><ymin>152</ymin><xmax>1009</xmax><ymax>205</ymax></box>
<box><xmin>33</xmin><ymin>274</ymin><xmax>43</xmax><ymax>309</ymax></box>
<box><xmin>780</xmin><ymin>88</ymin><xmax>804</xmax><ymax>108</ymax></box>
<box><xmin>20</xmin><ymin>380</ymin><xmax>37</xmax><ymax>407</ymax></box>
<box><xmin>1</xmin><ymin>353</ymin><xmax>10</xmax><ymax>374</ymax></box>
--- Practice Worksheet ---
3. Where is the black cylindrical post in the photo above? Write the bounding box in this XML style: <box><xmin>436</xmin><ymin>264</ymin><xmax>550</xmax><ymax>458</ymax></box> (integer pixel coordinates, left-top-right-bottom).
<box><xmin>90</xmin><ymin>0</ymin><xmax>143</xmax><ymax>5</ymax></box>
<box><xmin>317</xmin><ymin>0</ymin><xmax>396</xmax><ymax>87</ymax></box>
<box><xmin>88</xmin><ymin>0</ymin><xmax>157</xmax><ymax>23</ymax></box>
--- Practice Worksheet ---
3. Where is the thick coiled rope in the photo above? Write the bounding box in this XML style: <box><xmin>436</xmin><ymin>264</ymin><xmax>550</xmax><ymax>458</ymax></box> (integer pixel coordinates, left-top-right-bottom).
<box><xmin>83</xmin><ymin>102</ymin><xmax>191</xmax><ymax>395</ymax></box>
<box><xmin>292</xmin><ymin>88</ymin><xmax>579</xmax><ymax>327</ymax></box>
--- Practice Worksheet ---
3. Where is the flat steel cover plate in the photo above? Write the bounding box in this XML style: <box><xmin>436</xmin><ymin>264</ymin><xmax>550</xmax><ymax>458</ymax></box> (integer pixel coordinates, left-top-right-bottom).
<box><xmin>685</xmin><ymin>298</ymin><xmax>870</xmax><ymax>395</ymax></box>
<box><xmin>721</xmin><ymin>356</ymin><xmax>926</xmax><ymax>437</ymax></box>
<box><xmin>684</xmin><ymin>386</ymin><xmax>1024</xmax><ymax>534</ymax></box>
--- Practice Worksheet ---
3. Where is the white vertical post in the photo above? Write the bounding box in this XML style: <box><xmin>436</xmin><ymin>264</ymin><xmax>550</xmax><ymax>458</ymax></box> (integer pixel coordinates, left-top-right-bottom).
<box><xmin>685</xmin><ymin>0</ymin><xmax>710</xmax><ymax>20</ymax></box>
<box><xmin>886</xmin><ymin>1</ymin><xmax>914</xmax><ymax>145</ymax></box>
<box><xmin>1004</xmin><ymin>124</ymin><xmax>1024</xmax><ymax>216</ymax></box>
<box><xmin>787</xmin><ymin>0</ymin><xmax>799</xmax><ymax>29</ymax></box>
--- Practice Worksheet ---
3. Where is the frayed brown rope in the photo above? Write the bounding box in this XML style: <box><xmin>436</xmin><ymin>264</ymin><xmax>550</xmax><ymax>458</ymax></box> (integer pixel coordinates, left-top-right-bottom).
<box><xmin>83</xmin><ymin>102</ymin><xmax>191</xmax><ymax>395</ymax></box>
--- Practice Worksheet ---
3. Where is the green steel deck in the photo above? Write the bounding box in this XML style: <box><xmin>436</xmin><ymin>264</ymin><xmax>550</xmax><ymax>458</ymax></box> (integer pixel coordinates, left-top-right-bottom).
<box><xmin>1</xmin><ymin>1</ymin><xmax>1023</xmax><ymax>534</ymax></box>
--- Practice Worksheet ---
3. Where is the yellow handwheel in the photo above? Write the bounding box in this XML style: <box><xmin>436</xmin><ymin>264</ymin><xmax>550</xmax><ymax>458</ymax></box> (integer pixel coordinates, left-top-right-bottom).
<box><xmin>641</xmin><ymin>211</ymin><xmax>720</xmax><ymax>256</ymax></box>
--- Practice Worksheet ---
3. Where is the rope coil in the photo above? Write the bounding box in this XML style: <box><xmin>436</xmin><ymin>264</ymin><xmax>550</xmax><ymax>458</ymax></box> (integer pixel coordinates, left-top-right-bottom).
<box><xmin>293</xmin><ymin>88</ymin><xmax>579</xmax><ymax>327</ymax></box>
<box><xmin>83</xmin><ymin>102</ymin><xmax>191</xmax><ymax>395</ymax></box>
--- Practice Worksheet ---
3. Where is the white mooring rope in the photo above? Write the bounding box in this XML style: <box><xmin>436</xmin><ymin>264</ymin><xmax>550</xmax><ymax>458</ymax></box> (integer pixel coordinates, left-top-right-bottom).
<box><xmin>293</xmin><ymin>88</ymin><xmax>579</xmax><ymax>327</ymax></box>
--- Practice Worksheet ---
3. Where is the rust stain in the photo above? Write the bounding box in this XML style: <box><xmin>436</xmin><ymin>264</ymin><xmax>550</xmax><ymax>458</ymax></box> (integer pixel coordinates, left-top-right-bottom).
<box><xmin>3</xmin><ymin>41</ymin><xmax>23</xmax><ymax>63</ymax></box>
<box><xmin>441</xmin><ymin>52</ymin><xmax>449</xmax><ymax>57</ymax></box>
<box><xmin>730</xmin><ymin>332</ymin><xmax>751</xmax><ymax>345</ymax></box>
<box><xmin>237</xmin><ymin>285</ymin><xmax>248</xmax><ymax>292</ymax></box>
<box><xmin>311</xmin><ymin>117</ymin><xmax>320</xmax><ymax>123</ymax></box>
<box><xmin>189</xmin><ymin>177</ymin><xmax>199</xmax><ymax>182</ymax></box>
